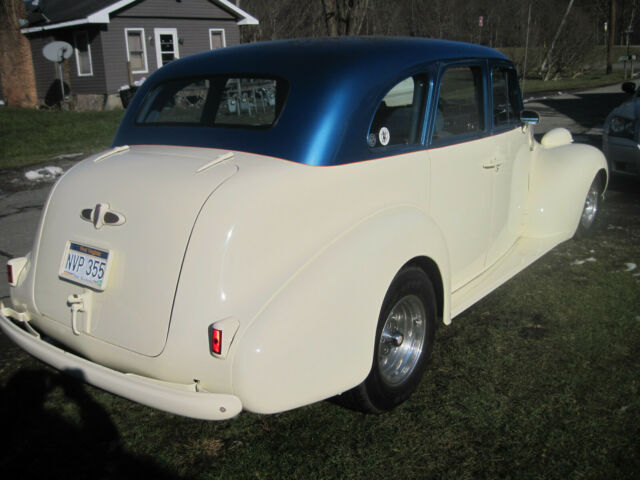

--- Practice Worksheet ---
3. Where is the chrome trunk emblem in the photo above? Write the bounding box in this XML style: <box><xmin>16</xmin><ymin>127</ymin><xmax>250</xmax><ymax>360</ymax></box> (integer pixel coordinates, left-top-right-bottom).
<box><xmin>81</xmin><ymin>203</ymin><xmax>126</xmax><ymax>229</ymax></box>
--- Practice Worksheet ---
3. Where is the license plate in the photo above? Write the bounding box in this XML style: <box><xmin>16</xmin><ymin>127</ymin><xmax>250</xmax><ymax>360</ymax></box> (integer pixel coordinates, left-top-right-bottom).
<box><xmin>59</xmin><ymin>242</ymin><xmax>112</xmax><ymax>290</ymax></box>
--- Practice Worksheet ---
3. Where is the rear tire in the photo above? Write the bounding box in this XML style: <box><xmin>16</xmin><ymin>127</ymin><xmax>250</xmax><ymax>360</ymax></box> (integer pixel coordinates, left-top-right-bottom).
<box><xmin>342</xmin><ymin>267</ymin><xmax>436</xmax><ymax>412</ymax></box>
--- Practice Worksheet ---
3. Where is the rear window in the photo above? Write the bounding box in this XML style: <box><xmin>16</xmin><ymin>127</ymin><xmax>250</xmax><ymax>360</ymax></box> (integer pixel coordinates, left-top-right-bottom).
<box><xmin>136</xmin><ymin>76</ymin><xmax>288</xmax><ymax>128</ymax></box>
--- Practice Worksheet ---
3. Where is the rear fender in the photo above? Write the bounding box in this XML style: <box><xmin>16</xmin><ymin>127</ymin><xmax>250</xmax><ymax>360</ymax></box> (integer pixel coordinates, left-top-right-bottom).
<box><xmin>232</xmin><ymin>206</ymin><xmax>450</xmax><ymax>414</ymax></box>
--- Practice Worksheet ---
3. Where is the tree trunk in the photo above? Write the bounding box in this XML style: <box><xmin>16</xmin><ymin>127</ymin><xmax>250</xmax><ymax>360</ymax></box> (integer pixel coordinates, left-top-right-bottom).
<box><xmin>322</xmin><ymin>0</ymin><xmax>369</xmax><ymax>36</ymax></box>
<box><xmin>606</xmin><ymin>0</ymin><xmax>616</xmax><ymax>74</ymax></box>
<box><xmin>540</xmin><ymin>0</ymin><xmax>575</xmax><ymax>81</ymax></box>
<box><xmin>0</xmin><ymin>0</ymin><xmax>37</xmax><ymax>107</ymax></box>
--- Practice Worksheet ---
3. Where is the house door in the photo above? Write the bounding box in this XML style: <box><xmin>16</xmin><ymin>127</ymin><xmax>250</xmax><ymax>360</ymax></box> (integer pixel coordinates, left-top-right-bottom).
<box><xmin>154</xmin><ymin>28</ymin><xmax>179</xmax><ymax>68</ymax></box>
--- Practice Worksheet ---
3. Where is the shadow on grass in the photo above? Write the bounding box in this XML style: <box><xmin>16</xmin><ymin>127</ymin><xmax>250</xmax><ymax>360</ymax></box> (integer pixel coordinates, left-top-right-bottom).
<box><xmin>0</xmin><ymin>369</ymin><xmax>183</xmax><ymax>480</ymax></box>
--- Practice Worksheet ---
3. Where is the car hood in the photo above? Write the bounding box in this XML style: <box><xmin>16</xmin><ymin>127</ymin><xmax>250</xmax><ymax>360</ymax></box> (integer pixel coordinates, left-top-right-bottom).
<box><xmin>33</xmin><ymin>145</ymin><xmax>238</xmax><ymax>356</ymax></box>
<box><xmin>609</xmin><ymin>97</ymin><xmax>640</xmax><ymax>120</ymax></box>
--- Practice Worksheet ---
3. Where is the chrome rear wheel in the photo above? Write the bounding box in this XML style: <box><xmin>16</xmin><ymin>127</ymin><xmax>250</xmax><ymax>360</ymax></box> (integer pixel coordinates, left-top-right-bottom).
<box><xmin>341</xmin><ymin>266</ymin><xmax>436</xmax><ymax>412</ymax></box>
<box><xmin>378</xmin><ymin>294</ymin><xmax>427</xmax><ymax>387</ymax></box>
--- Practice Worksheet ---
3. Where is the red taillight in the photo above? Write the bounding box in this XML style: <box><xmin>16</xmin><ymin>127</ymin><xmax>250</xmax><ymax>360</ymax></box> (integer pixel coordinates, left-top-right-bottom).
<box><xmin>7</xmin><ymin>263</ymin><xmax>13</xmax><ymax>285</ymax></box>
<box><xmin>210</xmin><ymin>327</ymin><xmax>222</xmax><ymax>355</ymax></box>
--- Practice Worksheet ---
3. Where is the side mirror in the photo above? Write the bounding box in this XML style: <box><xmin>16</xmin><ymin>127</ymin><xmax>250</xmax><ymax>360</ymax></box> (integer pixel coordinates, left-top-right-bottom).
<box><xmin>520</xmin><ymin>109</ymin><xmax>540</xmax><ymax>126</ymax></box>
<box><xmin>622</xmin><ymin>82</ymin><xmax>636</xmax><ymax>94</ymax></box>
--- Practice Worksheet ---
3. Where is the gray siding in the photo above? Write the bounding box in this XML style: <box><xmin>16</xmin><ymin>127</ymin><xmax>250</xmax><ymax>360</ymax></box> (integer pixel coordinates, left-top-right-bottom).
<box><xmin>28</xmin><ymin>26</ymin><xmax>107</xmax><ymax>101</ymax></box>
<box><xmin>117</xmin><ymin>0</ymin><xmax>236</xmax><ymax>20</ymax></box>
<box><xmin>103</xmin><ymin>16</ymin><xmax>240</xmax><ymax>94</ymax></box>
<box><xmin>29</xmin><ymin>33</ymin><xmax>58</xmax><ymax>100</ymax></box>
<box><xmin>27</xmin><ymin>0</ymin><xmax>245</xmax><ymax>98</ymax></box>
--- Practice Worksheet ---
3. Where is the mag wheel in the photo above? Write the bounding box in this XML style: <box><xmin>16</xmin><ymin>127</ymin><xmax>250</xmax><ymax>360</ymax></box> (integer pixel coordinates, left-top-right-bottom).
<box><xmin>343</xmin><ymin>266</ymin><xmax>436</xmax><ymax>412</ymax></box>
<box><xmin>575</xmin><ymin>177</ymin><xmax>603</xmax><ymax>239</ymax></box>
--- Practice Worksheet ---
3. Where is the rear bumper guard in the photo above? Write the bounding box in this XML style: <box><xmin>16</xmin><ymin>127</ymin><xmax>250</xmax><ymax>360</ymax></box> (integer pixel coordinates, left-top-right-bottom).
<box><xmin>0</xmin><ymin>303</ymin><xmax>242</xmax><ymax>420</ymax></box>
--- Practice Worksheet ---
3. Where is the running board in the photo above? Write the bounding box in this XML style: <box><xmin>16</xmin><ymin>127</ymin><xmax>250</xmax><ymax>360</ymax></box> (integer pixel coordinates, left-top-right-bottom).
<box><xmin>450</xmin><ymin>235</ymin><xmax>567</xmax><ymax>320</ymax></box>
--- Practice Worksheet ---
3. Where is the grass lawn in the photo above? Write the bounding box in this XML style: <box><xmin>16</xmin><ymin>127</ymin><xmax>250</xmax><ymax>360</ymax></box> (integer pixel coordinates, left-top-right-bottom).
<box><xmin>521</xmin><ymin>70</ymin><xmax>628</xmax><ymax>95</ymax></box>
<box><xmin>0</xmin><ymin>107</ymin><xmax>123</xmax><ymax>170</ymax></box>
<box><xmin>1</xmin><ymin>185</ymin><xmax>638</xmax><ymax>479</ymax></box>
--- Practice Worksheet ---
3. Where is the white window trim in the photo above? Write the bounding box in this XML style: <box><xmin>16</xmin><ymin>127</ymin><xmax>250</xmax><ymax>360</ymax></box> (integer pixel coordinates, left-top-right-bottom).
<box><xmin>74</xmin><ymin>30</ymin><xmax>93</xmax><ymax>77</ymax></box>
<box><xmin>125</xmin><ymin>28</ymin><xmax>149</xmax><ymax>74</ymax></box>
<box><xmin>154</xmin><ymin>28</ymin><xmax>179</xmax><ymax>69</ymax></box>
<box><xmin>209</xmin><ymin>28</ymin><xmax>227</xmax><ymax>49</ymax></box>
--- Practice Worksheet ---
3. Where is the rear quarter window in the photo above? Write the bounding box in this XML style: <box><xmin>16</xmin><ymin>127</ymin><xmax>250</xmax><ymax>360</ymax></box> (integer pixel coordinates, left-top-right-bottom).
<box><xmin>368</xmin><ymin>75</ymin><xmax>428</xmax><ymax>149</ymax></box>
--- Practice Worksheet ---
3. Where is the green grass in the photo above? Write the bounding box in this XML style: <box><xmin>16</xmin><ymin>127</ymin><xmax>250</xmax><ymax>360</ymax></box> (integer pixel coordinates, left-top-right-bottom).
<box><xmin>1</xmin><ymin>191</ymin><xmax>639</xmax><ymax>479</ymax></box>
<box><xmin>521</xmin><ymin>70</ymin><xmax>627</xmax><ymax>95</ymax></box>
<box><xmin>0</xmin><ymin>107</ymin><xmax>123</xmax><ymax>170</ymax></box>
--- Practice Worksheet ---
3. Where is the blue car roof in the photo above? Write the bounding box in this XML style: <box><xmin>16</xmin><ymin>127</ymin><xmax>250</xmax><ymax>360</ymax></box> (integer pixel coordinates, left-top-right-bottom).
<box><xmin>113</xmin><ymin>37</ymin><xmax>510</xmax><ymax>166</ymax></box>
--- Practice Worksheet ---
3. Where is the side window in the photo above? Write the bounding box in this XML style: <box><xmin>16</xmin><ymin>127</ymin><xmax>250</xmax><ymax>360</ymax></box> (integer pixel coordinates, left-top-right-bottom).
<box><xmin>432</xmin><ymin>66</ymin><xmax>484</xmax><ymax>143</ymax></box>
<box><xmin>368</xmin><ymin>75</ymin><xmax>427</xmax><ymax>148</ymax></box>
<box><xmin>492</xmin><ymin>66</ymin><xmax>522</xmax><ymax>129</ymax></box>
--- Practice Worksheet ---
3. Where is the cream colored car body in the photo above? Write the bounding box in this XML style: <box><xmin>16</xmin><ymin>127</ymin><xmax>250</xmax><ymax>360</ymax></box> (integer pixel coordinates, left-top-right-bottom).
<box><xmin>2</xmin><ymin>126</ymin><xmax>606</xmax><ymax>419</ymax></box>
<box><xmin>0</xmin><ymin>38</ymin><xmax>608</xmax><ymax>420</ymax></box>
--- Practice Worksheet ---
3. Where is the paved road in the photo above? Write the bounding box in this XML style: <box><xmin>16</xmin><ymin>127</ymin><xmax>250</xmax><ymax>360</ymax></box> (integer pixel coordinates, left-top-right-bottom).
<box><xmin>0</xmin><ymin>82</ymin><xmax>633</xmax><ymax>302</ymax></box>
<box><xmin>525</xmin><ymin>82</ymin><xmax>629</xmax><ymax>145</ymax></box>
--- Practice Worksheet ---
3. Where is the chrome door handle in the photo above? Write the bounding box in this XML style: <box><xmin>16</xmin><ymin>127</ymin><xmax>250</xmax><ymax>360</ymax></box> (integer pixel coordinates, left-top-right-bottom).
<box><xmin>482</xmin><ymin>158</ymin><xmax>503</xmax><ymax>170</ymax></box>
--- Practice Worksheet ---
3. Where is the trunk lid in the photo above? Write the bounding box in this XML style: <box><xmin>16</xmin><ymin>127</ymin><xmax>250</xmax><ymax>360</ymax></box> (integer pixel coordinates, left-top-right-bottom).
<box><xmin>33</xmin><ymin>146</ymin><xmax>238</xmax><ymax>356</ymax></box>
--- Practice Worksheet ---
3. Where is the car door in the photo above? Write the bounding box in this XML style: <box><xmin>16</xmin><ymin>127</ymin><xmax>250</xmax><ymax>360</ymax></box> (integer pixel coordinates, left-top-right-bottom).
<box><xmin>485</xmin><ymin>64</ymin><xmax>530</xmax><ymax>267</ymax></box>
<box><xmin>427</xmin><ymin>63</ymin><xmax>495</xmax><ymax>291</ymax></box>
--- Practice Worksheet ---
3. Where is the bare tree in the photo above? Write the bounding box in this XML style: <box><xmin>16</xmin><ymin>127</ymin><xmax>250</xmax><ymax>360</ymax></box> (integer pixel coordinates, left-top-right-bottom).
<box><xmin>539</xmin><ymin>0</ymin><xmax>575</xmax><ymax>80</ymax></box>
<box><xmin>239</xmin><ymin>0</ymin><xmax>322</xmax><ymax>41</ymax></box>
<box><xmin>321</xmin><ymin>0</ymin><xmax>369</xmax><ymax>36</ymax></box>
<box><xmin>607</xmin><ymin>0</ymin><xmax>617</xmax><ymax>73</ymax></box>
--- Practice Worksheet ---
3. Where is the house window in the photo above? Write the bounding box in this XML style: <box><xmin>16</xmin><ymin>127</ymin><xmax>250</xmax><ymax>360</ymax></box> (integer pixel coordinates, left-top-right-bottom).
<box><xmin>74</xmin><ymin>31</ymin><xmax>93</xmax><ymax>76</ymax></box>
<box><xmin>125</xmin><ymin>28</ymin><xmax>148</xmax><ymax>74</ymax></box>
<box><xmin>209</xmin><ymin>29</ymin><xmax>226</xmax><ymax>49</ymax></box>
<box><xmin>154</xmin><ymin>28</ymin><xmax>179</xmax><ymax>68</ymax></box>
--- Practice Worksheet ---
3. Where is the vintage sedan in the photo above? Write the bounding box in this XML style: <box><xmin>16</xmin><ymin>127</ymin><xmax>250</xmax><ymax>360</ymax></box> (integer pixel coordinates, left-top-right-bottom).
<box><xmin>1</xmin><ymin>38</ymin><xmax>607</xmax><ymax>420</ymax></box>
<box><xmin>603</xmin><ymin>81</ymin><xmax>640</xmax><ymax>178</ymax></box>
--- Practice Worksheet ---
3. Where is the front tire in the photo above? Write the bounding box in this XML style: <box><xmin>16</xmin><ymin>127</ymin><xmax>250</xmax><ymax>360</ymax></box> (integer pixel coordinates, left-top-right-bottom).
<box><xmin>574</xmin><ymin>176</ymin><xmax>603</xmax><ymax>239</ymax></box>
<box><xmin>342</xmin><ymin>267</ymin><xmax>436</xmax><ymax>412</ymax></box>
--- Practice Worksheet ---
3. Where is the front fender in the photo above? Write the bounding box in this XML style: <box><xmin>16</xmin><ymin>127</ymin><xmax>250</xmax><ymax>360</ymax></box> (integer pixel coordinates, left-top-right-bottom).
<box><xmin>232</xmin><ymin>206</ymin><xmax>450</xmax><ymax>414</ymax></box>
<box><xmin>525</xmin><ymin>141</ymin><xmax>607</xmax><ymax>239</ymax></box>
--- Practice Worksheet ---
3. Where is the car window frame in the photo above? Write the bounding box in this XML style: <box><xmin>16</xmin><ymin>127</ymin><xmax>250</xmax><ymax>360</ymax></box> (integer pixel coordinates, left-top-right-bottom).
<box><xmin>365</xmin><ymin>70</ymin><xmax>434</xmax><ymax>155</ymax></box>
<box><xmin>427</xmin><ymin>59</ymin><xmax>490</xmax><ymax>149</ymax></box>
<box><xmin>489</xmin><ymin>61</ymin><xmax>524</xmax><ymax>134</ymax></box>
<box><xmin>134</xmin><ymin>74</ymin><xmax>290</xmax><ymax>130</ymax></box>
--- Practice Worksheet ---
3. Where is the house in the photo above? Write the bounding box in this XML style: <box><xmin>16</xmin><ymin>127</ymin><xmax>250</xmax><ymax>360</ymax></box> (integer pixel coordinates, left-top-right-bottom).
<box><xmin>20</xmin><ymin>0</ymin><xmax>258</xmax><ymax>109</ymax></box>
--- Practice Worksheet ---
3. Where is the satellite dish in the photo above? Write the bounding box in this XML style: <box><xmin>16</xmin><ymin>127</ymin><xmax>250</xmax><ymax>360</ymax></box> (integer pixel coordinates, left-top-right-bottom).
<box><xmin>42</xmin><ymin>41</ymin><xmax>73</xmax><ymax>106</ymax></box>
<box><xmin>43</xmin><ymin>41</ymin><xmax>73</xmax><ymax>63</ymax></box>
